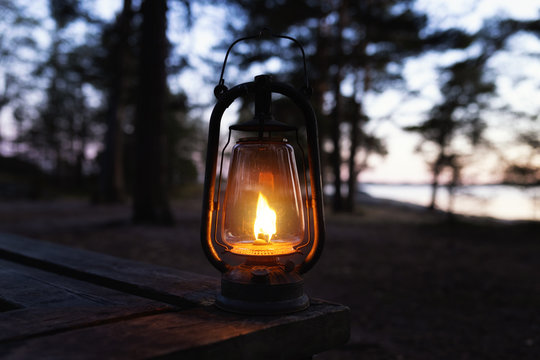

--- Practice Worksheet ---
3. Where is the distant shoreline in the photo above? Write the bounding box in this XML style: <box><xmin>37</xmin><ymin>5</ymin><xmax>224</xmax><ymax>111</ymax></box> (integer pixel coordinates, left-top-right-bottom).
<box><xmin>325</xmin><ymin>183</ymin><xmax>539</xmax><ymax>222</ymax></box>
<box><xmin>359</xmin><ymin>182</ymin><xmax>540</xmax><ymax>187</ymax></box>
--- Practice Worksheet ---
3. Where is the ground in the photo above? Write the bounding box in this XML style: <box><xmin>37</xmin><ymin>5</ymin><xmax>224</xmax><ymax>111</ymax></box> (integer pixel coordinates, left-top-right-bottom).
<box><xmin>0</xmin><ymin>198</ymin><xmax>538</xmax><ymax>359</ymax></box>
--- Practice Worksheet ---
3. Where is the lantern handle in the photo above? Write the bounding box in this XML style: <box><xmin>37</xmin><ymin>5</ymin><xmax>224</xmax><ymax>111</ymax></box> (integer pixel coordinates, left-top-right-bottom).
<box><xmin>214</xmin><ymin>29</ymin><xmax>312</xmax><ymax>98</ymax></box>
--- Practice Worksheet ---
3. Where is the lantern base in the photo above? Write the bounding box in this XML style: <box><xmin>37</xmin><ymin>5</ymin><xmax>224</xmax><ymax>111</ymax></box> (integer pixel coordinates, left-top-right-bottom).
<box><xmin>216</xmin><ymin>265</ymin><xmax>309</xmax><ymax>315</ymax></box>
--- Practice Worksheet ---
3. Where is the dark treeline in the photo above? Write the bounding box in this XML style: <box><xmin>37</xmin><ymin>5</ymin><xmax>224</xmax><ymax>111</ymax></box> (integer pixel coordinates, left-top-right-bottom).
<box><xmin>0</xmin><ymin>0</ymin><xmax>538</xmax><ymax>222</ymax></box>
<box><xmin>0</xmin><ymin>0</ymin><xmax>200</xmax><ymax>224</ymax></box>
<box><xmin>222</xmin><ymin>1</ymin><xmax>540</xmax><ymax>213</ymax></box>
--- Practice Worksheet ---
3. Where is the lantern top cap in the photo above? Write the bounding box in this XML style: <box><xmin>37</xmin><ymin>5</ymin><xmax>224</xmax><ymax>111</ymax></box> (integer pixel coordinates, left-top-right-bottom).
<box><xmin>229</xmin><ymin>118</ymin><xmax>298</xmax><ymax>132</ymax></box>
<box><xmin>236</xmin><ymin>137</ymin><xmax>289</xmax><ymax>144</ymax></box>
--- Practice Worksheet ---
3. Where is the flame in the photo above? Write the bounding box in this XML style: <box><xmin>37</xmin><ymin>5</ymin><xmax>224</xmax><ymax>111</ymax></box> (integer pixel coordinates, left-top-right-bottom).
<box><xmin>253</xmin><ymin>193</ymin><xmax>276</xmax><ymax>243</ymax></box>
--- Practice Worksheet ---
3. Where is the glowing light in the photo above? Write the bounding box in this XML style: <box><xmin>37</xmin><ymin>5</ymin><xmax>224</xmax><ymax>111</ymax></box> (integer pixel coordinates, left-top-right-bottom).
<box><xmin>253</xmin><ymin>193</ymin><xmax>276</xmax><ymax>244</ymax></box>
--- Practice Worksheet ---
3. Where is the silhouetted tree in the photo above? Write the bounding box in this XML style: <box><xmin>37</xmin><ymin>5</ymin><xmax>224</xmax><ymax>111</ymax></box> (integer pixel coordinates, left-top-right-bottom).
<box><xmin>97</xmin><ymin>0</ymin><xmax>134</xmax><ymax>203</ymax></box>
<box><xmin>22</xmin><ymin>0</ymin><xmax>102</xmax><ymax>187</ymax></box>
<box><xmin>343</xmin><ymin>92</ymin><xmax>387</xmax><ymax>211</ymax></box>
<box><xmin>498</xmin><ymin>18</ymin><xmax>540</xmax><ymax>188</ymax></box>
<box><xmin>0</xmin><ymin>1</ymin><xmax>39</xmax><ymax>146</ymax></box>
<box><xmin>132</xmin><ymin>0</ymin><xmax>173</xmax><ymax>224</ymax></box>
<box><xmin>222</xmin><ymin>0</ymin><xmax>439</xmax><ymax>212</ymax></box>
<box><xmin>405</xmin><ymin>17</ymin><xmax>524</xmax><ymax>211</ymax></box>
<box><xmin>405</xmin><ymin>55</ymin><xmax>495</xmax><ymax>210</ymax></box>
<box><xmin>502</xmin><ymin>132</ymin><xmax>540</xmax><ymax>186</ymax></box>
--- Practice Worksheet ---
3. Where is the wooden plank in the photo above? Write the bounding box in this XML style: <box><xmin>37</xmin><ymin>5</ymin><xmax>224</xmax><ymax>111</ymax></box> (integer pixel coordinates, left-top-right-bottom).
<box><xmin>0</xmin><ymin>260</ymin><xmax>173</xmax><ymax>342</ymax></box>
<box><xmin>0</xmin><ymin>259</ymin><xmax>135</xmax><ymax>308</ymax></box>
<box><xmin>0</xmin><ymin>305</ymin><xmax>171</xmax><ymax>344</ymax></box>
<box><xmin>0</xmin><ymin>233</ymin><xmax>350</xmax><ymax>358</ymax></box>
<box><xmin>0</xmin><ymin>233</ymin><xmax>219</xmax><ymax>308</ymax></box>
<box><xmin>1</xmin><ymin>300</ymin><xmax>350</xmax><ymax>360</ymax></box>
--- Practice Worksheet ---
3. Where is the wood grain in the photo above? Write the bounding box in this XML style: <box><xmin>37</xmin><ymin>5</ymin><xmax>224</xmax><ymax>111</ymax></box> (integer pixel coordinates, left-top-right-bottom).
<box><xmin>0</xmin><ymin>233</ymin><xmax>219</xmax><ymax>307</ymax></box>
<box><xmin>0</xmin><ymin>259</ymin><xmax>173</xmax><ymax>343</ymax></box>
<box><xmin>2</xmin><ymin>300</ymin><xmax>349</xmax><ymax>360</ymax></box>
<box><xmin>0</xmin><ymin>233</ymin><xmax>350</xmax><ymax>359</ymax></box>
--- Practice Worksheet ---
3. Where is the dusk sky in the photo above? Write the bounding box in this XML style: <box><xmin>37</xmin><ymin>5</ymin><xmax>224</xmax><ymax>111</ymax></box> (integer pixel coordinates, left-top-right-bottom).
<box><xmin>153</xmin><ymin>0</ymin><xmax>540</xmax><ymax>184</ymax></box>
<box><xmin>2</xmin><ymin>0</ymin><xmax>539</xmax><ymax>185</ymax></box>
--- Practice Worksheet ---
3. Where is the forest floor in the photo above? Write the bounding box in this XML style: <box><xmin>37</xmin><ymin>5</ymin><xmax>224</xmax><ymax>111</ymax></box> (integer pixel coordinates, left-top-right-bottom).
<box><xmin>0</xmin><ymin>197</ymin><xmax>539</xmax><ymax>359</ymax></box>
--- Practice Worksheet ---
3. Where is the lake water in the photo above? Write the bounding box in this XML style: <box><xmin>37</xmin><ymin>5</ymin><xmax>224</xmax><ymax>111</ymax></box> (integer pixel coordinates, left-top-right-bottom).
<box><xmin>358</xmin><ymin>184</ymin><xmax>540</xmax><ymax>221</ymax></box>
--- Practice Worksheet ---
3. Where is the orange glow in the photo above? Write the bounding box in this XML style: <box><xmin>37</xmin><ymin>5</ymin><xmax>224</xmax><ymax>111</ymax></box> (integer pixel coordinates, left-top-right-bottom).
<box><xmin>221</xmin><ymin>139</ymin><xmax>305</xmax><ymax>255</ymax></box>
<box><xmin>253</xmin><ymin>193</ymin><xmax>276</xmax><ymax>244</ymax></box>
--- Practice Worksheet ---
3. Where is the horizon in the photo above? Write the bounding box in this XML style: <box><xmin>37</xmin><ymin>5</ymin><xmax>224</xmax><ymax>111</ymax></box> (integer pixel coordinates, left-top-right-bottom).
<box><xmin>0</xmin><ymin>0</ymin><xmax>538</xmax><ymax>219</ymax></box>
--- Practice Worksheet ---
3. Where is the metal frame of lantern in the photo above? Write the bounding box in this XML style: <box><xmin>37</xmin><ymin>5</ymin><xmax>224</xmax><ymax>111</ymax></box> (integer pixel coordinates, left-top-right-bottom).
<box><xmin>201</xmin><ymin>31</ymin><xmax>325</xmax><ymax>315</ymax></box>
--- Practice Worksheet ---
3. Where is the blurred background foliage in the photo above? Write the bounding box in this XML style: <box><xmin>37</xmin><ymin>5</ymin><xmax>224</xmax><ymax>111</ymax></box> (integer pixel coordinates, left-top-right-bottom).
<box><xmin>0</xmin><ymin>0</ymin><xmax>538</xmax><ymax>223</ymax></box>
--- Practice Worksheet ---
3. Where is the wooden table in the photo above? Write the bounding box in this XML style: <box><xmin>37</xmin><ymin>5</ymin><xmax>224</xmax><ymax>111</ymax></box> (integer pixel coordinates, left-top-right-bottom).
<box><xmin>0</xmin><ymin>233</ymin><xmax>349</xmax><ymax>359</ymax></box>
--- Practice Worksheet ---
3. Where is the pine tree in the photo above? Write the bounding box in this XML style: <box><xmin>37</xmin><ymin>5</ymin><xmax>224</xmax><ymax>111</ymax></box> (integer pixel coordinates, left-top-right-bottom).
<box><xmin>221</xmin><ymin>0</ymin><xmax>429</xmax><ymax>212</ymax></box>
<box><xmin>132</xmin><ymin>0</ymin><xmax>173</xmax><ymax>224</ymax></box>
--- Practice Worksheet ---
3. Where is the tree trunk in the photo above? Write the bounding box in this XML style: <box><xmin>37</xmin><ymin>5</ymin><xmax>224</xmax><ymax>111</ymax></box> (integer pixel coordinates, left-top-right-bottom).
<box><xmin>330</xmin><ymin>2</ymin><xmax>345</xmax><ymax>213</ymax></box>
<box><xmin>0</xmin><ymin>80</ymin><xmax>10</xmax><ymax>146</ymax></box>
<box><xmin>345</xmin><ymin>2</ymin><xmax>372</xmax><ymax>213</ymax></box>
<box><xmin>345</xmin><ymin>65</ymin><xmax>369</xmax><ymax>212</ymax></box>
<box><xmin>99</xmin><ymin>0</ymin><xmax>131</xmax><ymax>203</ymax></box>
<box><xmin>429</xmin><ymin>155</ymin><xmax>443</xmax><ymax>210</ymax></box>
<box><xmin>312</xmin><ymin>22</ymin><xmax>330</xmax><ymax>190</ymax></box>
<box><xmin>429</xmin><ymin>174</ymin><xmax>439</xmax><ymax>210</ymax></box>
<box><xmin>132</xmin><ymin>0</ymin><xmax>173</xmax><ymax>225</ymax></box>
<box><xmin>330</xmin><ymin>81</ymin><xmax>343</xmax><ymax>212</ymax></box>
<box><xmin>345</xmin><ymin>103</ymin><xmax>361</xmax><ymax>212</ymax></box>
<box><xmin>446</xmin><ymin>160</ymin><xmax>461</xmax><ymax>218</ymax></box>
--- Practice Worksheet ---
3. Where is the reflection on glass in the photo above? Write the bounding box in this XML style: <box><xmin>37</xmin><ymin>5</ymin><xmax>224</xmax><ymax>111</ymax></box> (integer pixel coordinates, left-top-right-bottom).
<box><xmin>221</xmin><ymin>138</ymin><xmax>305</xmax><ymax>256</ymax></box>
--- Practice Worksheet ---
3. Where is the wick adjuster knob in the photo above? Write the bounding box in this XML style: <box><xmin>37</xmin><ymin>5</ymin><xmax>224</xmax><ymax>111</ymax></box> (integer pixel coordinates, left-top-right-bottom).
<box><xmin>251</xmin><ymin>267</ymin><xmax>270</xmax><ymax>283</ymax></box>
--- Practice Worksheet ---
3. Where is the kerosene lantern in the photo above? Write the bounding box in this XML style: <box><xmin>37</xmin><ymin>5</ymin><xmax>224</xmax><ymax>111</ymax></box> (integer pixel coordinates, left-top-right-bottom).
<box><xmin>201</xmin><ymin>31</ymin><xmax>325</xmax><ymax>314</ymax></box>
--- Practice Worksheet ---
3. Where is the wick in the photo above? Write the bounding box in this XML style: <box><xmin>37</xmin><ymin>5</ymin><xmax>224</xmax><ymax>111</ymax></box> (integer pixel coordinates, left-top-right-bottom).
<box><xmin>254</xmin><ymin>233</ymin><xmax>272</xmax><ymax>245</ymax></box>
